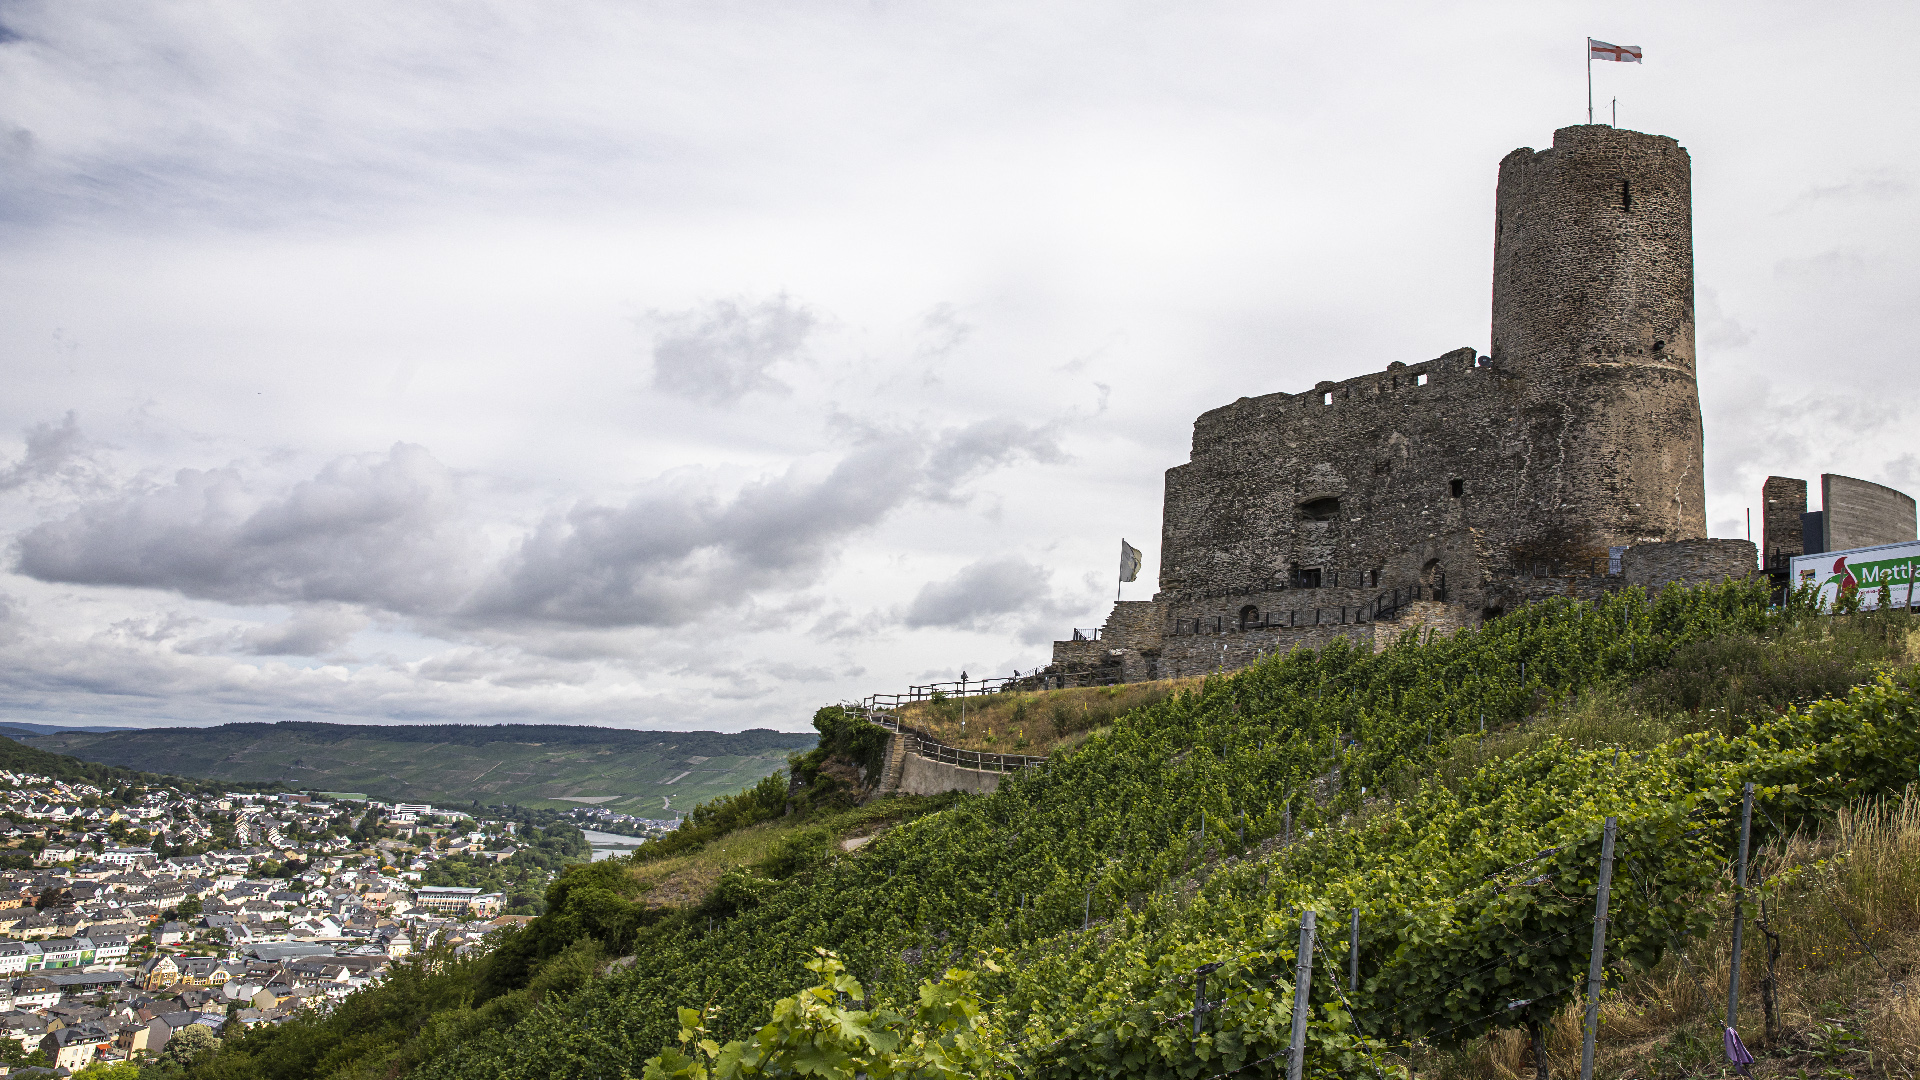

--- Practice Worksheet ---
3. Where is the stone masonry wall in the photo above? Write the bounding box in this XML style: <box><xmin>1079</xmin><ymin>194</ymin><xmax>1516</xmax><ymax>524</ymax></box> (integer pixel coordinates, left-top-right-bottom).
<box><xmin>1369</xmin><ymin>601</ymin><xmax>1479</xmax><ymax>653</ymax></box>
<box><xmin>1621</xmin><ymin>539</ymin><xmax>1756</xmax><ymax>590</ymax></box>
<box><xmin>1763</xmin><ymin>476</ymin><xmax>1808</xmax><ymax>570</ymax></box>
<box><xmin>1492</xmin><ymin>126</ymin><xmax>1706</xmax><ymax>556</ymax></box>
<box><xmin>1160</xmin><ymin>346</ymin><xmax>1498</xmax><ymax>619</ymax></box>
<box><xmin>1155</xmin><ymin>622</ymin><xmax>1374</xmax><ymax>680</ymax></box>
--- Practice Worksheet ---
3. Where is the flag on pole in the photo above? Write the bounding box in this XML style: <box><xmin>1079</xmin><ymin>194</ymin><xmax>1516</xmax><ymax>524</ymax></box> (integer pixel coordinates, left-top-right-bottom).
<box><xmin>1588</xmin><ymin>38</ymin><xmax>1643</xmax><ymax>63</ymax></box>
<box><xmin>1118</xmin><ymin>540</ymin><xmax>1143</xmax><ymax>583</ymax></box>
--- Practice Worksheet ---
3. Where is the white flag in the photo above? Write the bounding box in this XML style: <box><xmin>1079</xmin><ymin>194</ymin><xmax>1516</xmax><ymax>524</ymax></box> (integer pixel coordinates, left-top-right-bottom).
<box><xmin>1588</xmin><ymin>38</ymin><xmax>1643</xmax><ymax>63</ymax></box>
<box><xmin>1119</xmin><ymin>539</ymin><xmax>1143</xmax><ymax>583</ymax></box>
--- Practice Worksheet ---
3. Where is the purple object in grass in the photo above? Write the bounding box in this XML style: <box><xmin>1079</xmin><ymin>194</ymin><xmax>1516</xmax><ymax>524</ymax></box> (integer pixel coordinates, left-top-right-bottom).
<box><xmin>1724</xmin><ymin>1026</ymin><xmax>1754</xmax><ymax>1075</ymax></box>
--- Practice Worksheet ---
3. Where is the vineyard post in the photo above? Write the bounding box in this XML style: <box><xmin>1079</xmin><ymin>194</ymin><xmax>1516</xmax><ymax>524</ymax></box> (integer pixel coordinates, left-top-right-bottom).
<box><xmin>1579</xmin><ymin>816</ymin><xmax>1618</xmax><ymax>1080</ymax></box>
<box><xmin>1083</xmin><ymin>888</ymin><xmax>1092</xmax><ymax>931</ymax></box>
<box><xmin>1288</xmin><ymin>909</ymin><xmax>1316</xmax><ymax>1080</ymax></box>
<box><xmin>1193</xmin><ymin>961</ymin><xmax>1222</xmax><ymax>1036</ymax></box>
<box><xmin>1726</xmin><ymin>782</ymin><xmax>1755</xmax><ymax>1037</ymax></box>
<box><xmin>1283</xmin><ymin>806</ymin><xmax>1292</xmax><ymax>844</ymax></box>
<box><xmin>1348</xmin><ymin>908</ymin><xmax>1360</xmax><ymax>993</ymax></box>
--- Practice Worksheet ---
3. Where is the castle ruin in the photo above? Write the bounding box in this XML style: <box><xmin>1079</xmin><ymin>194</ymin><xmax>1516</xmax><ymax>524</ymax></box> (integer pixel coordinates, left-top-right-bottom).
<box><xmin>1048</xmin><ymin>125</ymin><xmax>1758</xmax><ymax>684</ymax></box>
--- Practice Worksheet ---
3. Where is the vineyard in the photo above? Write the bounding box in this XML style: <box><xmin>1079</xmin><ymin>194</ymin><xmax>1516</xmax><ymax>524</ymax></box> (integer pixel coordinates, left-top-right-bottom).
<box><xmin>192</xmin><ymin>581</ymin><xmax>1920</xmax><ymax>1080</ymax></box>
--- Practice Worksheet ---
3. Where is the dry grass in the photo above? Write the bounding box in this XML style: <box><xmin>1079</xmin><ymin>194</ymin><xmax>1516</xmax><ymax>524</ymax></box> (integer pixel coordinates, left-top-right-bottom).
<box><xmin>894</xmin><ymin>678</ymin><xmax>1202</xmax><ymax>756</ymax></box>
<box><xmin>1419</xmin><ymin>788</ymin><xmax>1920</xmax><ymax>1079</ymax></box>
<box><xmin>625</xmin><ymin>796</ymin><xmax>943</xmax><ymax>907</ymax></box>
<box><xmin>626</xmin><ymin>818</ymin><xmax>802</xmax><ymax>906</ymax></box>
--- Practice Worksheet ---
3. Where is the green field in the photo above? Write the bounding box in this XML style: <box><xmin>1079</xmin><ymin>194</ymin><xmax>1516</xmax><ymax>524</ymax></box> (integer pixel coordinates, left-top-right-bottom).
<box><xmin>24</xmin><ymin>722</ymin><xmax>815</xmax><ymax>813</ymax></box>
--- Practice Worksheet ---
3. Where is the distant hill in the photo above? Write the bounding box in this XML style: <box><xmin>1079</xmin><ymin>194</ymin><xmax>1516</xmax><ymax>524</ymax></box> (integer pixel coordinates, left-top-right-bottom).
<box><xmin>26</xmin><ymin>722</ymin><xmax>816</xmax><ymax>812</ymax></box>
<box><xmin>0</xmin><ymin>735</ymin><xmax>249</xmax><ymax>794</ymax></box>
<box><xmin>0</xmin><ymin>722</ymin><xmax>143</xmax><ymax>737</ymax></box>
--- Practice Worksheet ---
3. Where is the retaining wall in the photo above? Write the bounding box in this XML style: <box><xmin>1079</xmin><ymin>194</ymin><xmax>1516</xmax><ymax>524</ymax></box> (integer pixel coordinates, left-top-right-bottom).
<box><xmin>894</xmin><ymin>750</ymin><xmax>1005</xmax><ymax>797</ymax></box>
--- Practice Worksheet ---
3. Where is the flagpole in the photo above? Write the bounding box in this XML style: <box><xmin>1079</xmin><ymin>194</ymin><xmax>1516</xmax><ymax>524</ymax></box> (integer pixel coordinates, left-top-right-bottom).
<box><xmin>1587</xmin><ymin>40</ymin><xmax>1593</xmax><ymax>124</ymax></box>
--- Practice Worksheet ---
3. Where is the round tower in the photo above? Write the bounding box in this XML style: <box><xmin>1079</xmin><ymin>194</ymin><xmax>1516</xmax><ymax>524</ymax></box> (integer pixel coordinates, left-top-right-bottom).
<box><xmin>1491</xmin><ymin>125</ymin><xmax>1706</xmax><ymax>559</ymax></box>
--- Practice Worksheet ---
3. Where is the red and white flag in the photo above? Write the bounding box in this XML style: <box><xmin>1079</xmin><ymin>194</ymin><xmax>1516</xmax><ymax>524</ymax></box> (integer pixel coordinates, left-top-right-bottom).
<box><xmin>1588</xmin><ymin>38</ymin><xmax>1643</xmax><ymax>63</ymax></box>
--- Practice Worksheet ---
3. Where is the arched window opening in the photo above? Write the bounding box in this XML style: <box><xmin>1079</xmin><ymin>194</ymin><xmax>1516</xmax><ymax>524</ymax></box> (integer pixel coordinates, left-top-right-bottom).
<box><xmin>1239</xmin><ymin>605</ymin><xmax>1259</xmax><ymax>630</ymax></box>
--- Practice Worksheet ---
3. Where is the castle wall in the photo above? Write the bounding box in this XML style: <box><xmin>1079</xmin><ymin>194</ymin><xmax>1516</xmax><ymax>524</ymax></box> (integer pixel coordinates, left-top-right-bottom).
<box><xmin>1823</xmin><ymin>474</ymin><xmax>1917</xmax><ymax>551</ymax></box>
<box><xmin>1369</xmin><ymin>601</ymin><xmax>1478</xmax><ymax>652</ymax></box>
<box><xmin>1762</xmin><ymin>476</ymin><xmax>1808</xmax><ymax>570</ymax></box>
<box><xmin>1621</xmin><ymin>539</ymin><xmax>1756</xmax><ymax>590</ymax></box>
<box><xmin>1155</xmin><ymin>622</ymin><xmax>1374</xmax><ymax>679</ymax></box>
<box><xmin>1159</xmin><ymin>346</ymin><xmax>1499</xmax><ymax>619</ymax></box>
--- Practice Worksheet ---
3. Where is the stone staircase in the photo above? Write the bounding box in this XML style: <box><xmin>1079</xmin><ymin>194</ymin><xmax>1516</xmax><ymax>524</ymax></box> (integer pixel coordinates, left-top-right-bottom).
<box><xmin>874</xmin><ymin>730</ymin><xmax>909</xmax><ymax>795</ymax></box>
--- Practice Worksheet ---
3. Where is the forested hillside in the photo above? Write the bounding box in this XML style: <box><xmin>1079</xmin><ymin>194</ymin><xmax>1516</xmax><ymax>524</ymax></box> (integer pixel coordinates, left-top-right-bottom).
<box><xmin>175</xmin><ymin>583</ymin><xmax>1920</xmax><ymax>1079</ymax></box>
<box><xmin>28</xmin><ymin>722</ymin><xmax>814</xmax><ymax>811</ymax></box>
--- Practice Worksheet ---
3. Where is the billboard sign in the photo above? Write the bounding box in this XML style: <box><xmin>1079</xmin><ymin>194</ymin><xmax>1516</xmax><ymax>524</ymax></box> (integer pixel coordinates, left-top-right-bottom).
<box><xmin>1790</xmin><ymin>539</ymin><xmax>1920</xmax><ymax>610</ymax></box>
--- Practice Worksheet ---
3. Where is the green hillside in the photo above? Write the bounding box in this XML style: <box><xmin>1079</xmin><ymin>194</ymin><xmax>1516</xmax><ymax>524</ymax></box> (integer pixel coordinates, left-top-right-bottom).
<box><xmin>24</xmin><ymin>722</ymin><xmax>814</xmax><ymax>812</ymax></box>
<box><xmin>0</xmin><ymin>734</ymin><xmax>259</xmax><ymax>795</ymax></box>
<box><xmin>164</xmin><ymin>584</ymin><xmax>1920</xmax><ymax>1079</ymax></box>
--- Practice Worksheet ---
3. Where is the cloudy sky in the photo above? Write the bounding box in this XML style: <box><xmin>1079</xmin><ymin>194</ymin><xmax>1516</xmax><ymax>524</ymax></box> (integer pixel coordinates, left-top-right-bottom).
<box><xmin>1</xmin><ymin>1</ymin><xmax>1914</xmax><ymax>732</ymax></box>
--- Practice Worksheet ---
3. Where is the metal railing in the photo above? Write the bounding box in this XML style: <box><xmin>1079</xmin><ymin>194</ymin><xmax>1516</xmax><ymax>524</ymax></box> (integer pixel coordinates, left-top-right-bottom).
<box><xmin>1070</xmin><ymin>627</ymin><xmax>1101</xmax><ymax>641</ymax></box>
<box><xmin>860</xmin><ymin>676</ymin><xmax>1019</xmax><ymax>711</ymax></box>
<box><xmin>852</xmin><ymin>708</ymin><xmax>1048</xmax><ymax>774</ymax></box>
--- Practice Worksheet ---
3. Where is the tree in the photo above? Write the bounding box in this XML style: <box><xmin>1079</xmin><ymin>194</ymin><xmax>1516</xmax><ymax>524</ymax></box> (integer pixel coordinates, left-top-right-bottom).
<box><xmin>0</xmin><ymin>1038</ymin><xmax>49</xmax><ymax>1068</ymax></box>
<box><xmin>176</xmin><ymin>897</ymin><xmax>202</xmax><ymax>918</ymax></box>
<box><xmin>161</xmin><ymin>1023</ymin><xmax>219</xmax><ymax>1066</ymax></box>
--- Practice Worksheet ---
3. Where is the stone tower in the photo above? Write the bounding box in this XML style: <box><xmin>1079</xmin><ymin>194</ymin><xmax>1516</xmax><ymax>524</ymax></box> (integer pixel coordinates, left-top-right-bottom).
<box><xmin>1491</xmin><ymin>125</ymin><xmax>1706</xmax><ymax>559</ymax></box>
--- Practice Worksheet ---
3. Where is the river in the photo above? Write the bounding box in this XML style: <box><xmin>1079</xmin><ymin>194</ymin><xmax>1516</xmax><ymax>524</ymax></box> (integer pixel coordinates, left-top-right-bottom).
<box><xmin>581</xmin><ymin>828</ymin><xmax>650</xmax><ymax>862</ymax></box>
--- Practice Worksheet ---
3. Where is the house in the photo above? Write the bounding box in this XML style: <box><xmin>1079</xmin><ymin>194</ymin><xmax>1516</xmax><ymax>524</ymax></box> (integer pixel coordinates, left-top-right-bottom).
<box><xmin>35</xmin><ymin>937</ymin><xmax>93</xmax><ymax>969</ymax></box>
<box><xmin>41</xmin><ymin>1024</ymin><xmax>110</xmax><ymax>1071</ymax></box>
<box><xmin>0</xmin><ymin>1010</ymin><xmax>47</xmax><ymax>1050</ymax></box>
<box><xmin>114</xmin><ymin>1019</ymin><xmax>152</xmax><ymax>1053</ymax></box>
<box><xmin>87</xmin><ymin>932</ymin><xmax>131</xmax><ymax>965</ymax></box>
<box><xmin>0</xmin><ymin>943</ymin><xmax>42</xmax><ymax>975</ymax></box>
<box><xmin>10</xmin><ymin>977</ymin><xmax>61</xmax><ymax>1011</ymax></box>
<box><xmin>97</xmin><ymin>846</ymin><xmax>155</xmax><ymax>868</ymax></box>
<box><xmin>144</xmin><ymin>1011</ymin><xmax>210</xmax><ymax>1054</ymax></box>
<box><xmin>139</xmin><ymin>954</ymin><xmax>178</xmax><ymax>992</ymax></box>
<box><xmin>174</xmin><ymin>956</ymin><xmax>232</xmax><ymax>987</ymax></box>
<box><xmin>156</xmin><ymin>921</ymin><xmax>187</xmax><ymax>946</ymax></box>
<box><xmin>410</xmin><ymin>886</ymin><xmax>480</xmax><ymax>914</ymax></box>
<box><xmin>285</xmin><ymin>959</ymin><xmax>351</xmax><ymax>987</ymax></box>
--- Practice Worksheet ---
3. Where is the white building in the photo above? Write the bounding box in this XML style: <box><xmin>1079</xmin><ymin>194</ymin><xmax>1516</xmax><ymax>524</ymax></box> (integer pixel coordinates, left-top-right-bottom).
<box><xmin>98</xmin><ymin>846</ymin><xmax>155</xmax><ymax>867</ymax></box>
<box><xmin>0</xmin><ymin>943</ymin><xmax>41</xmax><ymax>975</ymax></box>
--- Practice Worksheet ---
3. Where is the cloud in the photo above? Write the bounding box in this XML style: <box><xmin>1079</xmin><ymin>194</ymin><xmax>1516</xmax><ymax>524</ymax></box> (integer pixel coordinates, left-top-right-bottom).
<box><xmin>902</xmin><ymin>556</ymin><xmax>1055</xmax><ymax>630</ymax></box>
<box><xmin>0</xmin><ymin>412</ymin><xmax>107</xmax><ymax>494</ymax></box>
<box><xmin>1774</xmin><ymin>249</ymin><xmax>1880</xmax><ymax>284</ymax></box>
<box><xmin>1783</xmin><ymin>169</ymin><xmax>1912</xmax><ymax>212</ymax></box>
<box><xmin>412</xmin><ymin>648</ymin><xmax>596</xmax><ymax>688</ymax></box>
<box><xmin>14</xmin><ymin>413</ymin><xmax>1064</xmax><ymax>637</ymax></box>
<box><xmin>13</xmin><ymin>443</ymin><xmax>476</xmax><ymax>613</ymax></box>
<box><xmin>235</xmin><ymin>606</ymin><xmax>369</xmax><ymax>657</ymax></box>
<box><xmin>648</xmin><ymin>296</ymin><xmax>815</xmax><ymax>404</ymax></box>
<box><xmin>469</xmin><ymin>418</ymin><xmax>1062</xmax><ymax>627</ymax></box>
